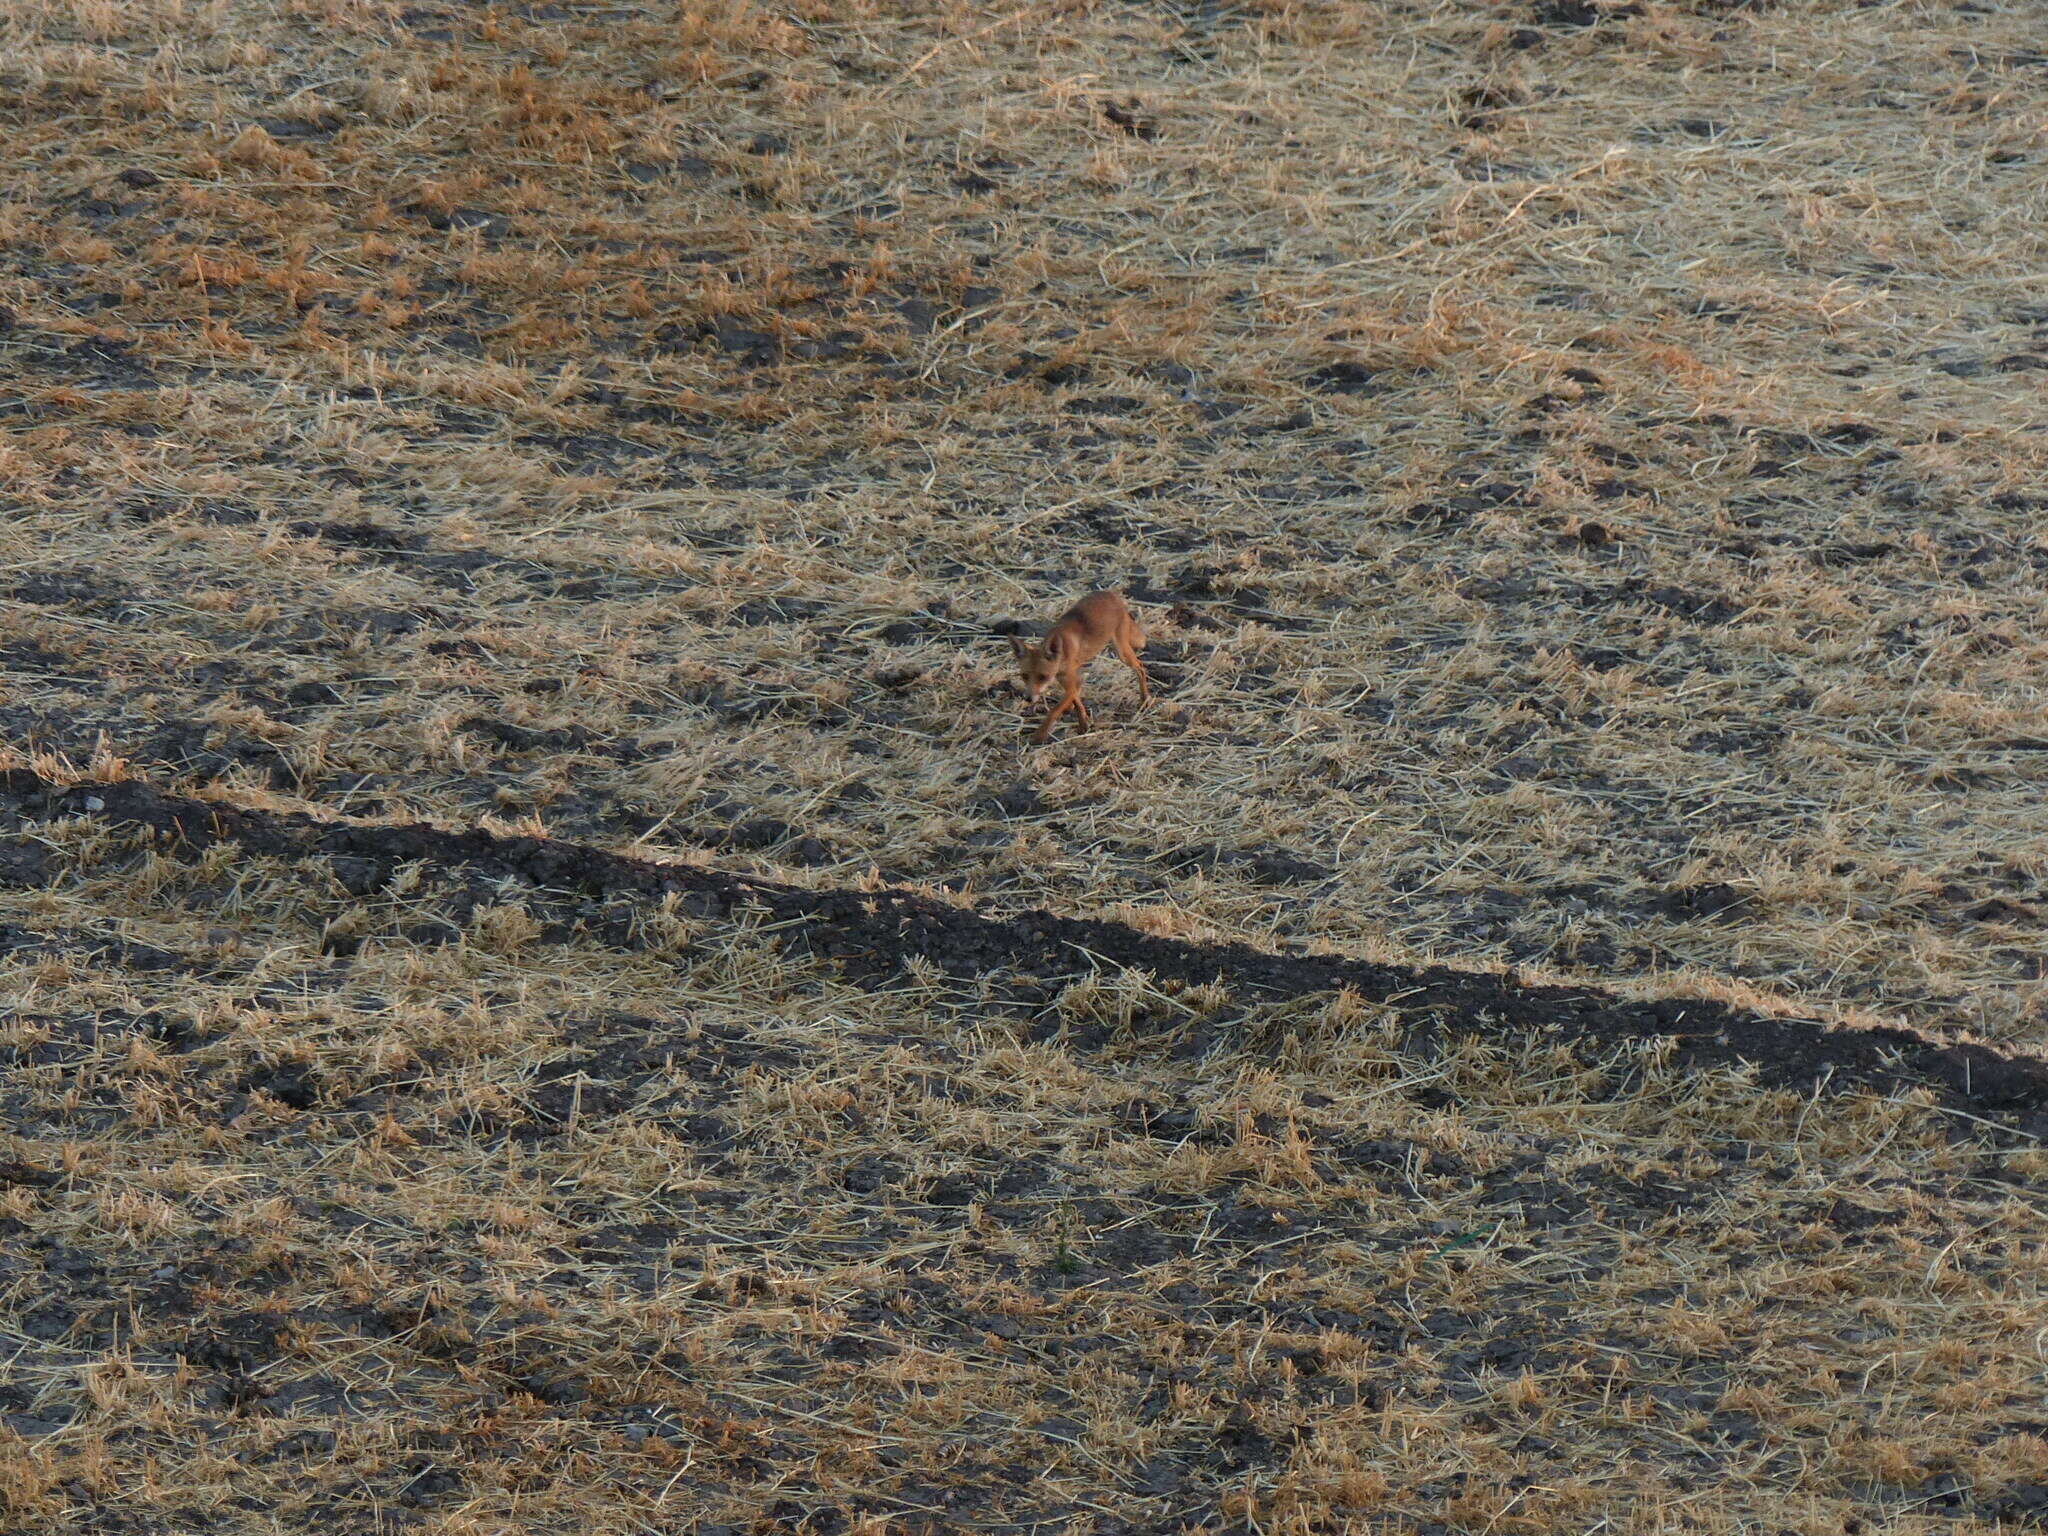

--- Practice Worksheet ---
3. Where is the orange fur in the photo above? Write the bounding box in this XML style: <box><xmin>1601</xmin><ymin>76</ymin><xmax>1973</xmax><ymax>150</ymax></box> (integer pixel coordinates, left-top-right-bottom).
<box><xmin>1008</xmin><ymin>591</ymin><xmax>1151</xmax><ymax>743</ymax></box>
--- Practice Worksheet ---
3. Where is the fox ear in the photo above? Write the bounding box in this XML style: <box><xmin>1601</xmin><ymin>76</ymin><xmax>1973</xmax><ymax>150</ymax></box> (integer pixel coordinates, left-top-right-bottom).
<box><xmin>1008</xmin><ymin>636</ymin><xmax>1030</xmax><ymax>660</ymax></box>
<box><xmin>1041</xmin><ymin>632</ymin><xmax>1061</xmax><ymax>660</ymax></box>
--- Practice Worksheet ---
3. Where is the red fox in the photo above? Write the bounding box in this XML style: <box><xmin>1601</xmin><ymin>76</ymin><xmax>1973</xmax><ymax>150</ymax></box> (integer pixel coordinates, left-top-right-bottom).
<box><xmin>1009</xmin><ymin>590</ymin><xmax>1151</xmax><ymax>742</ymax></box>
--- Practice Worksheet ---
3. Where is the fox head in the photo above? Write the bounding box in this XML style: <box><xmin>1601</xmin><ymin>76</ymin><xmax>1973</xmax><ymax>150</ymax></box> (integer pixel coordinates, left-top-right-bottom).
<box><xmin>1009</xmin><ymin>633</ymin><xmax>1061</xmax><ymax>702</ymax></box>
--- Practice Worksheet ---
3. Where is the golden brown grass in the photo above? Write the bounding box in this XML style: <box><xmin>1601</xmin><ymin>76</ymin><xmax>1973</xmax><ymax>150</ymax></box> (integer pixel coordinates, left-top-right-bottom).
<box><xmin>2</xmin><ymin>0</ymin><xmax>2047</xmax><ymax>1529</ymax></box>
<box><xmin>0</xmin><ymin>816</ymin><xmax>2043</xmax><ymax>1533</ymax></box>
<box><xmin>3</xmin><ymin>0</ymin><xmax>2045</xmax><ymax>1042</ymax></box>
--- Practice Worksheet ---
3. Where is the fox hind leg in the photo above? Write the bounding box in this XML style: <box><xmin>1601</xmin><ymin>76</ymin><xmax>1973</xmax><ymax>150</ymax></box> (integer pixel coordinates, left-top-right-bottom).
<box><xmin>1114</xmin><ymin>625</ymin><xmax>1151</xmax><ymax>709</ymax></box>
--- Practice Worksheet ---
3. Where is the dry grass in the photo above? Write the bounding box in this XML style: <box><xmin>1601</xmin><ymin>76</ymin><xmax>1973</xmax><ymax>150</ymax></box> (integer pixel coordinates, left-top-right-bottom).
<box><xmin>2</xmin><ymin>0</ymin><xmax>2045</xmax><ymax>1041</ymax></box>
<box><xmin>0</xmin><ymin>814</ymin><xmax>2044</xmax><ymax>1533</ymax></box>
<box><xmin>2</xmin><ymin>0</ymin><xmax>2047</xmax><ymax>1530</ymax></box>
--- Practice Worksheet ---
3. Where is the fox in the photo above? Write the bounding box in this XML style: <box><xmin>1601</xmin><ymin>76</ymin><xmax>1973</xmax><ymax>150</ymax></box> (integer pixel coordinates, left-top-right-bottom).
<box><xmin>1009</xmin><ymin>590</ymin><xmax>1151</xmax><ymax>743</ymax></box>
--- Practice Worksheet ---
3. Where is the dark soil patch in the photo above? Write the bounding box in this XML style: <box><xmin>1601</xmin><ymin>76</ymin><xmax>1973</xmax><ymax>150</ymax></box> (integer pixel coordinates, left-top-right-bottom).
<box><xmin>8</xmin><ymin>769</ymin><xmax>2044</xmax><ymax>1130</ymax></box>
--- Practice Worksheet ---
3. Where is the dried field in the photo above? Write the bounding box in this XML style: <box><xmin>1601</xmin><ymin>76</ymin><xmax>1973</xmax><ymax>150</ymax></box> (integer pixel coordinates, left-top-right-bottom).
<box><xmin>2</xmin><ymin>0</ymin><xmax>2046</xmax><ymax>1531</ymax></box>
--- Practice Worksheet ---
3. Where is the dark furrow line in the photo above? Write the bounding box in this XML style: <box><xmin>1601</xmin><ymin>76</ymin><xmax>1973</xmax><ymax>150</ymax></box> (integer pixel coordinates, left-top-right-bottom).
<box><xmin>6</xmin><ymin>769</ymin><xmax>2043</xmax><ymax>1129</ymax></box>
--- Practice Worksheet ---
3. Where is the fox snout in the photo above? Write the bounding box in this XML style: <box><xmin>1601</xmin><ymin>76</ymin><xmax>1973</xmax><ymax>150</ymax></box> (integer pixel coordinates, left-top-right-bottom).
<box><xmin>1009</xmin><ymin>636</ymin><xmax>1052</xmax><ymax>700</ymax></box>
